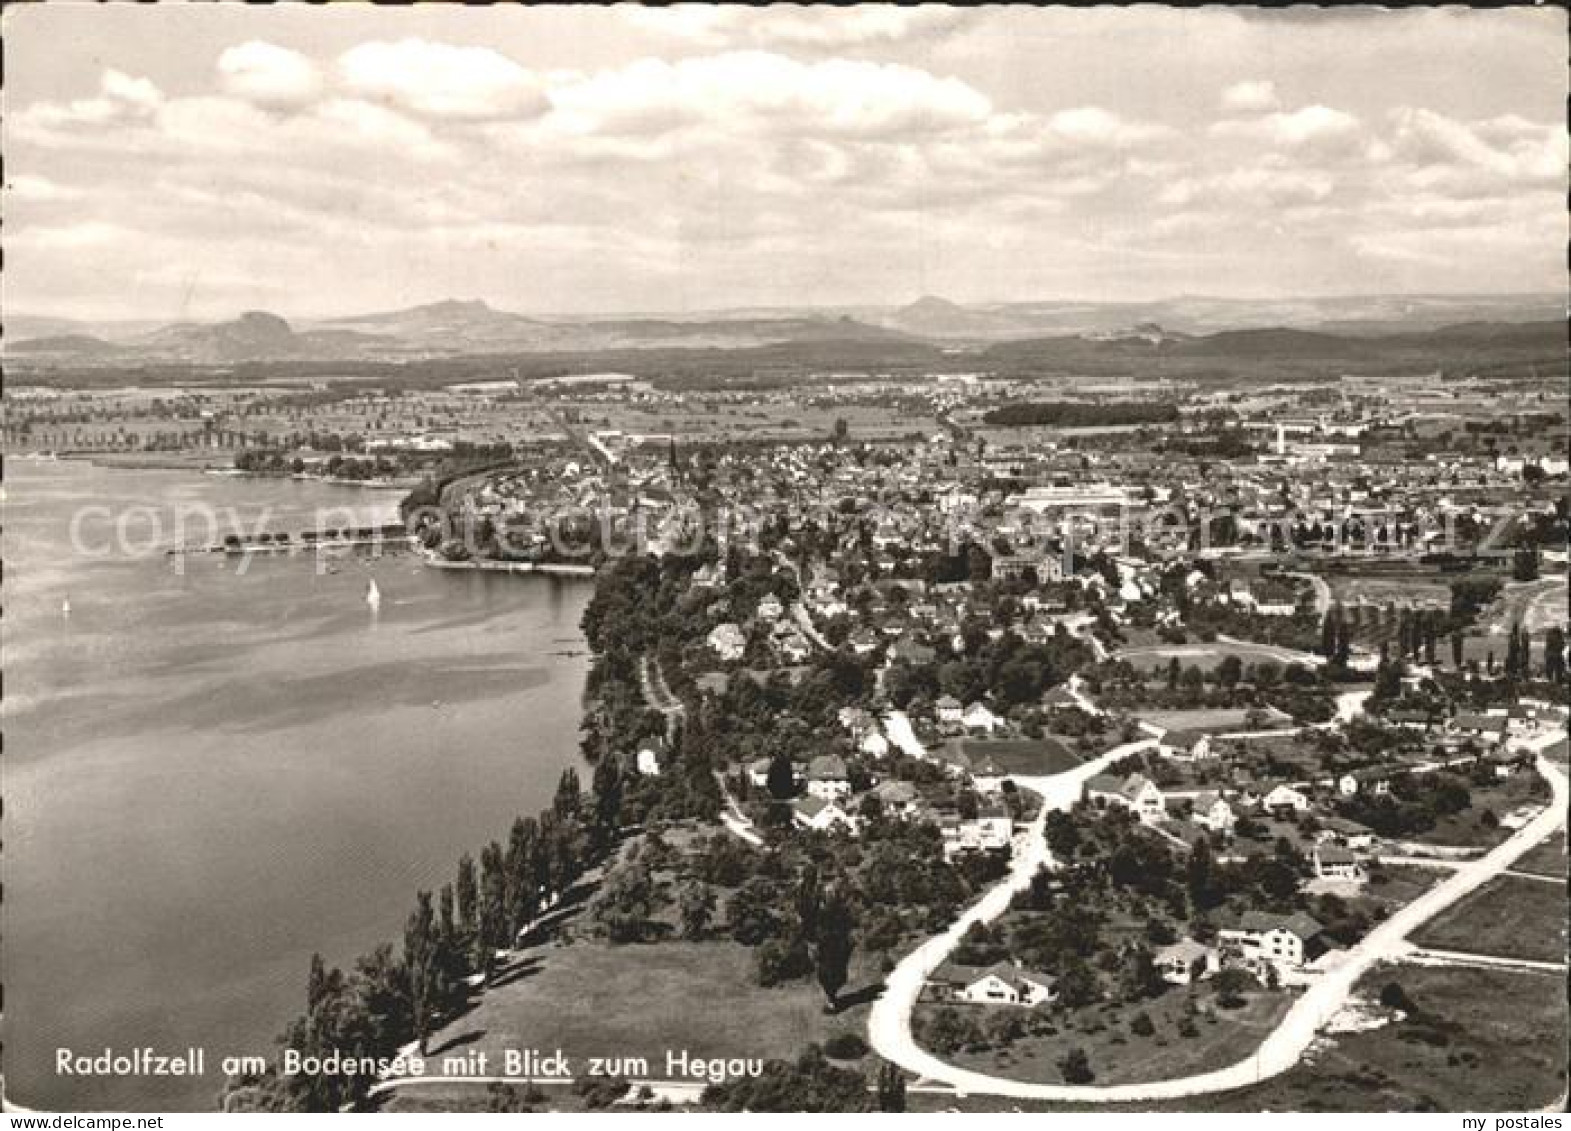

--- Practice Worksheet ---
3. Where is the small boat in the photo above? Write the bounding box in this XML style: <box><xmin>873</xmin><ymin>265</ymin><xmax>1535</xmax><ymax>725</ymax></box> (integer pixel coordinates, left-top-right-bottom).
<box><xmin>61</xmin><ymin>596</ymin><xmax>72</xmax><ymax>618</ymax></box>
<box><xmin>366</xmin><ymin>579</ymin><xmax>382</xmax><ymax>610</ymax></box>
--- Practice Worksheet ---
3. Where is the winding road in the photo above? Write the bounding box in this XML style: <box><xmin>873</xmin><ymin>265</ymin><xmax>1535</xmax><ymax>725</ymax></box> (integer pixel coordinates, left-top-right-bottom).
<box><xmin>867</xmin><ymin>732</ymin><xmax>1569</xmax><ymax>1101</ymax></box>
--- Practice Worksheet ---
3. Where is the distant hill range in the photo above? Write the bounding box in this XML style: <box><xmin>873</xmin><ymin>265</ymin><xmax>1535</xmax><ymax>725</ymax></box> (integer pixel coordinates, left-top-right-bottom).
<box><xmin>5</xmin><ymin>292</ymin><xmax>1562</xmax><ymax>366</ymax></box>
<box><xmin>868</xmin><ymin>292</ymin><xmax>1566</xmax><ymax>341</ymax></box>
<box><xmin>5</xmin><ymin>299</ymin><xmax>911</xmax><ymax>364</ymax></box>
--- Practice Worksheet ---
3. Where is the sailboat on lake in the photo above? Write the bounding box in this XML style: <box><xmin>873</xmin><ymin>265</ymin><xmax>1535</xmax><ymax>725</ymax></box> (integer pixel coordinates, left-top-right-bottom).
<box><xmin>366</xmin><ymin>579</ymin><xmax>382</xmax><ymax>611</ymax></box>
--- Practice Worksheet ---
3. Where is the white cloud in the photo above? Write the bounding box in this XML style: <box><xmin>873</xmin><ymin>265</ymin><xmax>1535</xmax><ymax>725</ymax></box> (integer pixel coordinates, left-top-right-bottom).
<box><xmin>1047</xmin><ymin>106</ymin><xmax>1172</xmax><ymax>147</ymax></box>
<box><xmin>100</xmin><ymin>69</ymin><xmax>162</xmax><ymax>110</ymax></box>
<box><xmin>8</xmin><ymin>220</ymin><xmax>131</xmax><ymax>250</ymax></box>
<box><xmin>1221</xmin><ymin>80</ymin><xmax>1279</xmax><ymax>112</ymax></box>
<box><xmin>4</xmin><ymin>174</ymin><xmax>83</xmax><ymax>203</ymax></box>
<box><xmin>627</xmin><ymin>5</ymin><xmax>967</xmax><ymax>49</ymax></box>
<box><xmin>338</xmin><ymin>38</ymin><xmax>550</xmax><ymax>121</ymax></box>
<box><xmin>1212</xmin><ymin>105</ymin><xmax>1362</xmax><ymax>152</ymax></box>
<box><xmin>1388</xmin><ymin>106</ymin><xmax>1566</xmax><ymax>186</ymax></box>
<box><xmin>1161</xmin><ymin>164</ymin><xmax>1335</xmax><ymax>208</ymax></box>
<box><xmin>6</xmin><ymin>12</ymin><xmax>1564</xmax><ymax>316</ymax></box>
<box><xmin>546</xmin><ymin>52</ymin><xmax>992</xmax><ymax>139</ymax></box>
<box><xmin>218</xmin><ymin>41</ymin><xmax>322</xmax><ymax>110</ymax></box>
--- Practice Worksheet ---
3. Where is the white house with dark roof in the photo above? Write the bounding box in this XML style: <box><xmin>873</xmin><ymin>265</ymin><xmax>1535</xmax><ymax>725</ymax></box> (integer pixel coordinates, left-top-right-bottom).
<box><xmin>1086</xmin><ymin>773</ymin><xmax>1167</xmax><ymax>822</ymax></box>
<box><xmin>707</xmin><ymin>622</ymin><xmax>747</xmax><ymax>662</ymax></box>
<box><xmin>848</xmin><ymin>626</ymin><xmax>883</xmax><ymax>656</ymax></box>
<box><xmin>1159</xmin><ymin>729</ymin><xmax>1218</xmax><ymax>762</ymax></box>
<box><xmin>1155</xmin><ymin>938</ymin><xmax>1219</xmax><ymax>985</ymax></box>
<box><xmin>939</xmin><ymin>804</ymin><xmax>1013</xmax><ymax>857</ymax></box>
<box><xmin>870</xmin><ymin>779</ymin><xmax>922</xmax><ymax>820</ymax></box>
<box><xmin>792</xmin><ymin>795</ymin><xmax>856</xmax><ymax>833</ymax></box>
<box><xmin>635</xmin><ymin>735</ymin><xmax>667</xmax><ymax>776</ymax></box>
<box><xmin>806</xmin><ymin>754</ymin><xmax>851</xmax><ymax>799</ymax></box>
<box><xmin>928</xmin><ymin>961</ymin><xmax>1058</xmax><ymax>1007</ymax></box>
<box><xmin>756</xmin><ymin>593</ymin><xmax>784</xmax><ymax>621</ymax></box>
<box><xmin>1190</xmin><ymin>791</ymin><xmax>1236</xmax><ymax>834</ymax></box>
<box><xmin>1312</xmin><ymin>844</ymin><xmax>1364</xmax><ymax>882</ymax></box>
<box><xmin>859</xmin><ymin>729</ymin><xmax>891</xmax><ymax>759</ymax></box>
<box><xmin>1219</xmin><ymin>911</ymin><xmax>1324</xmax><ymax>973</ymax></box>
<box><xmin>1263</xmin><ymin>783</ymin><xmax>1311</xmax><ymax>813</ymax></box>
<box><xmin>962</xmin><ymin>701</ymin><xmax>1005</xmax><ymax>734</ymax></box>
<box><xmin>1448</xmin><ymin>712</ymin><xmax>1508</xmax><ymax>746</ymax></box>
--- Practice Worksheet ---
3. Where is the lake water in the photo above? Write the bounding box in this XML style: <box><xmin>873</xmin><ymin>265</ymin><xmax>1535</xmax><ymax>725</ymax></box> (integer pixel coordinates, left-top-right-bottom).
<box><xmin>2</xmin><ymin>460</ymin><xmax>592</xmax><ymax>1111</ymax></box>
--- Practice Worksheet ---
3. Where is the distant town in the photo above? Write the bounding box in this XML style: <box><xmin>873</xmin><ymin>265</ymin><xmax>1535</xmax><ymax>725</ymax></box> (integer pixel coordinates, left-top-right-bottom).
<box><xmin>10</xmin><ymin>297</ymin><xmax>1566</xmax><ymax>1113</ymax></box>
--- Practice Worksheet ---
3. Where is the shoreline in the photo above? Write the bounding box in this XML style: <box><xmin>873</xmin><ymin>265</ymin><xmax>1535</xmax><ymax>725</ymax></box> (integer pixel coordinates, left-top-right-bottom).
<box><xmin>40</xmin><ymin>451</ymin><xmax>422</xmax><ymax>491</ymax></box>
<box><xmin>7</xmin><ymin>456</ymin><xmax>601</xmax><ymax>1113</ymax></box>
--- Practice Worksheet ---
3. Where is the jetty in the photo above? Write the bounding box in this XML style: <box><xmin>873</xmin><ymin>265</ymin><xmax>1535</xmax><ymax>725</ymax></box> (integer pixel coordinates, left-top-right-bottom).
<box><xmin>169</xmin><ymin>522</ymin><xmax>413</xmax><ymax>556</ymax></box>
<box><xmin>421</xmin><ymin>557</ymin><xmax>596</xmax><ymax>577</ymax></box>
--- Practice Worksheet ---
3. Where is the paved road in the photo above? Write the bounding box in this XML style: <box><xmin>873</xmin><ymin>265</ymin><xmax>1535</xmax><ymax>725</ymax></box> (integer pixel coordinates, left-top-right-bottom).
<box><xmin>1063</xmin><ymin>614</ymin><xmax>1109</xmax><ymax>662</ymax></box>
<box><xmin>713</xmin><ymin>770</ymin><xmax>765</xmax><ymax>847</ymax></box>
<box><xmin>1214</xmin><ymin>634</ymin><xmax>1327</xmax><ymax>669</ymax></box>
<box><xmin>1403</xmin><ymin>946</ymin><xmax>1568</xmax><ymax>974</ymax></box>
<box><xmin>883</xmin><ymin>710</ymin><xmax>929</xmax><ymax>761</ymax></box>
<box><xmin>639</xmin><ymin>656</ymin><xmax>686</xmax><ymax>741</ymax></box>
<box><xmin>867</xmin><ymin>736</ymin><xmax>1568</xmax><ymax>1102</ymax></box>
<box><xmin>1065</xmin><ymin>675</ymin><xmax>1105</xmax><ymax>717</ymax></box>
<box><xmin>1502</xmin><ymin>869</ymin><xmax>1566</xmax><ymax>884</ymax></box>
<box><xmin>792</xmin><ymin>601</ymin><xmax>832</xmax><ymax>651</ymax></box>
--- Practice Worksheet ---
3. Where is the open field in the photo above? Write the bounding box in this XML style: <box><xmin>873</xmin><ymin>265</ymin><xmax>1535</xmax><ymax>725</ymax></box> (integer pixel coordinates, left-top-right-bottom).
<box><xmin>1511</xmin><ymin>829</ymin><xmax>1567</xmax><ymax>878</ymax></box>
<box><xmin>908</xmin><ymin>964</ymin><xmax>1568</xmax><ymax>1113</ymax></box>
<box><xmin>1115</xmin><ymin>640</ymin><xmax>1313</xmax><ymax>674</ymax></box>
<box><xmin>1408</xmin><ymin>768</ymin><xmax>1552</xmax><ymax>850</ymax></box>
<box><xmin>1490</xmin><ymin>576</ymin><xmax>1568</xmax><ymax>634</ymax></box>
<box><xmin>409</xmin><ymin>939</ymin><xmax>879</xmax><ymax>1087</ymax></box>
<box><xmin>384</xmin><ymin>1080</ymin><xmax>610</xmax><ymax>1113</ymax></box>
<box><xmin>582</xmin><ymin>400</ymin><xmax>939</xmax><ymax>444</ymax></box>
<box><xmin>1524</xmin><ymin>584</ymin><xmax>1568</xmax><ymax>633</ymax></box>
<box><xmin>1326</xmin><ymin>575</ymin><xmax>1450</xmax><ymax>610</ymax></box>
<box><xmin>1138</xmin><ymin>707</ymin><xmax>1271</xmax><ymax>733</ymax></box>
<box><xmin>957</xmin><ymin>737</ymin><xmax>1083</xmax><ymax>776</ymax></box>
<box><xmin>1410</xmin><ymin>874</ymin><xmax>1568</xmax><ymax>964</ymax></box>
<box><xmin>917</xmin><ymin>986</ymin><xmax>1295</xmax><ymax>1089</ymax></box>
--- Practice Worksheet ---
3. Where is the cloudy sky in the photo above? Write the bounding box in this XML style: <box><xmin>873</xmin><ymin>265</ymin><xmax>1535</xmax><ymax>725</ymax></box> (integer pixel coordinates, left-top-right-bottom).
<box><xmin>5</xmin><ymin>4</ymin><xmax>1565</xmax><ymax>320</ymax></box>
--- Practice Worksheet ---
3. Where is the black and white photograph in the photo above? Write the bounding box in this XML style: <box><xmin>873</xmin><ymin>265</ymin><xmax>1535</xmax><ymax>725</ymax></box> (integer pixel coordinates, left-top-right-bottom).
<box><xmin>2</xmin><ymin>2</ymin><xmax>1567</xmax><ymax>1117</ymax></box>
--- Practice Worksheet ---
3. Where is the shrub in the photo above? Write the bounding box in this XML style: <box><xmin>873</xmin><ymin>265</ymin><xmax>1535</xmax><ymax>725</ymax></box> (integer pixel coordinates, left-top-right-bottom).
<box><xmin>1378</xmin><ymin>980</ymin><xmax>1415</xmax><ymax>1013</ymax></box>
<box><xmin>1058</xmin><ymin>1047</ymin><xmax>1095</xmax><ymax>1085</ymax></box>
<box><xmin>823</xmin><ymin>1032</ymin><xmax>869</xmax><ymax>1061</ymax></box>
<box><xmin>1130</xmin><ymin>1012</ymin><xmax>1156</xmax><ymax>1038</ymax></box>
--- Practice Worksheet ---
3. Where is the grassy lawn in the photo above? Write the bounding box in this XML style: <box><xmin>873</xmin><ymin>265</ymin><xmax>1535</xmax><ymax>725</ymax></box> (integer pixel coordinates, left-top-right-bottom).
<box><xmin>1116</xmin><ymin>641</ymin><xmax>1301</xmax><ymax>674</ymax></box>
<box><xmin>1139</xmin><ymin>708</ymin><xmax>1257</xmax><ymax>732</ymax></box>
<box><xmin>385</xmin><ymin>1079</ymin><xmax>604</xmax><ymax>1113</ymax></box>
<box><xmin>1407</xmin><ymin>769</ymin><xmax>1552</xmax><ymax>849</ymax></box>
<box><xmin>1411</xmin><ymin>874</ymin><xmax>1568</xmax><ymax>963</ymax></box>
<box><xmin>380</xmin><ymin>821</ymin><xmax>886</xmax><ymax>1109</ymax></box>
<box><xmin>960</xmin><ymin>736</ymin><xmax>1082</xmax><ymax>776</ymax></box>
<box><xmin>918</xmin><ymin>986</ymin><xmax>1294</xmax><ymax>1088</ymax></box>
<box><xmin>1327</xmin><ymin>575</ymin><xmax>1450</xmax><ymax>610</ymax></box>
<box><xmin>907</xmin><ymin>964</ymin><xmax>1567</xmax><ymax>1112</ymax></box>
<box><xmin>1230</xmin><ymin>814</ymin><xmax>1323</xmax><ymax>857</ymax></box>
<box><xmin>1510</xmin><ymin>829</ymin><xmax>1567</xmax><ymax>878</ymax></box>
<box><xmin>410</xmin><ymin>939</ymin><xmax>879</xmax><ymax>1085</ymax></box>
